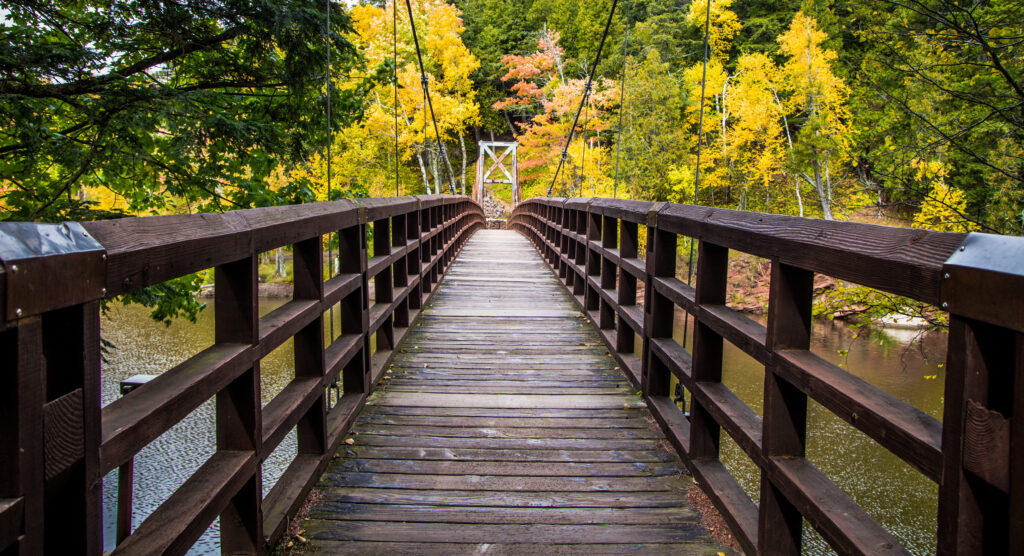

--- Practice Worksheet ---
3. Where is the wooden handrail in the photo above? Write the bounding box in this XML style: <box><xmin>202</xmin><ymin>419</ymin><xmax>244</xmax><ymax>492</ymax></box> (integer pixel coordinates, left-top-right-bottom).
<box><xmin>511</xmin><ymin>196</ymin><xmax>1024</xmax><ymax>555</ymax></box>
<box><xmin>0</xmin><ymin>195</ymin><xmax>485</xmax><ymax>554</ymax></box>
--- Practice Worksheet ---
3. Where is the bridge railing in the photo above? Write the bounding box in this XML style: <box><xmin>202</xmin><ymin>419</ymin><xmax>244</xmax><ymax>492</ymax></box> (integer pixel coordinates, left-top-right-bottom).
<box><xmin>511</xmin><ymin>197</ymin><xmax>1024</xmax><ymax>555</ymax></box>
<box><xmin>0</xmin><ymin>195</ymin><xmax>484</xmax><ymax>554</ymax></box>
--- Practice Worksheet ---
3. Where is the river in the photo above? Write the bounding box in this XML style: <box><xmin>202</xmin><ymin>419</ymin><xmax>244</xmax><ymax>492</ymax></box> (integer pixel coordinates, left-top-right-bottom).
<box><xmin>99</xmin><ymin>299</ymin><xmax>946</xmax><ymax>554</ymax></box>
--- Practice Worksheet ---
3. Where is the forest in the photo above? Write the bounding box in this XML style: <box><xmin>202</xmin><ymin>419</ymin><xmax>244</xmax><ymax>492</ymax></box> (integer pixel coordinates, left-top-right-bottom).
<box><xmin>1</xmin><ymin>0</ymin><xmax>1021</xmax><ymax>318</ymax></box>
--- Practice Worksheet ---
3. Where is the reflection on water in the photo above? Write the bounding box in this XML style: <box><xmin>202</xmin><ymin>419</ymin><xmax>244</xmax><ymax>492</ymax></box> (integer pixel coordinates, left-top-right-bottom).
<box><xmin>672</xmin><ymin>310</ymin><xmax>946</xmax><ymax>555</ymax></box>
<box><xmin>100</xmin><ymin>298</ymin><xmax>303</xmax><ymax>554</ymax></box>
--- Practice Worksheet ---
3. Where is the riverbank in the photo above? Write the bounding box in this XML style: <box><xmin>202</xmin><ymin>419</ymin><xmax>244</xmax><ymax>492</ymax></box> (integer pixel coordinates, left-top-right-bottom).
<box><xmin>199</xmin><ymin>282</ymin><xmax>294</xmax><ymax>297</ymax></box>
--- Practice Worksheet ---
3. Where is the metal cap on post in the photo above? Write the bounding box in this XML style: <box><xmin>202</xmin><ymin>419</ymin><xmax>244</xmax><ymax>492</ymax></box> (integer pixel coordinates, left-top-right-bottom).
<box><xmin>942</xmin><ymin>232</ymin><xmax>1024</xmax><ymax>332</ymax></box>
<box><xmin>0</xmin><ymin>222</ymin><xmax>107</xmax><ymax>322</ymax></box>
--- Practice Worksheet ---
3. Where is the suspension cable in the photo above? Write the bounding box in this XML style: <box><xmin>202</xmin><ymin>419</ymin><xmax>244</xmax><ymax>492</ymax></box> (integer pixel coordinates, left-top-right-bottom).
<box><xmin>683</xmin><ymin>0</ymin><xmax>714</xmax><ymax>351</ymax></box>
<box><xmin>325</xmin><ymin>0</ymin><xmax>337</xmax><ymax>407</ymax></box>
<box><xmin>694</xmin><ymin>0</ymin><xmax>712</xmax><ymax>207</ymax></box>
<box><xmin>404</xmin><ymin>0</ymin><xmax>458</xmax><ymax>194</ymax></box>
<box><xmin>612</xmin><ymin>0</ymin><xmax>629</xmax><ymax>199</ymax></box>
<box><xmin>546</xmin><ymin>0</ymin><xmax>619</xmax><ymax>196</ymax></box>
<box><xmin>394</xmin><ymin>1</ymin><xmax>400</xmax><ymax>196</ymax></box>
<box><xmin>581</xmin><ymin>95</ymin><xmax>589</xmax><ymax>196</ymax></box>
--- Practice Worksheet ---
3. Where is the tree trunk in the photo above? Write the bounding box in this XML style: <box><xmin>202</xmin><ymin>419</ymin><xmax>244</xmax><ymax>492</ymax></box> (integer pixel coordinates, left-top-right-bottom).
<box><xmin>275</xmin><ymin>247</ymin><xmax>287</xmax><ymax>278</ymax></box>
<box><xmin>806</xmin><ymin>146</ymin><xmax>833</xmax><ymax>220</ymax></box>
<box><xmin>459</xmin><ymin>131</ymin><xmax>467</xmax><ymax>195</ymax></box>
<box><xmin>415</xmin><ymin>150</ymin><xmax>431</xmax><ymax>193</ymax></box>
<box><xmin>430</xmin><ymin>150</ymin><xmax>441</xmax><ymax>193</ymax></box>
<box><xmin>794</xmin><ymin>177</ymin><xmax>804</xmax><ymax>217</ymax></box>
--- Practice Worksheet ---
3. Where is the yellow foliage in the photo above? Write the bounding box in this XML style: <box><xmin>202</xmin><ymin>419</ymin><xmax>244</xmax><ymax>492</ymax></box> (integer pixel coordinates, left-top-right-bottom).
<box><xmin>911</xmin><ymin>160</ymin><xmax>978</xmax><ymax>232</ymax></box>
<box><xmin>778</xmin><ymin>12</ymin><xmax>851</xmax><ymax>155</ymax></box>
<box><xmin>730</xmin><ymin>53</ymin><xmax>787</xmax><ymax>189</ymax></box>
<box><xmin>686</xmin><ymin>0</ymin><xmax>742</xmax><ymax>60</ymax></box>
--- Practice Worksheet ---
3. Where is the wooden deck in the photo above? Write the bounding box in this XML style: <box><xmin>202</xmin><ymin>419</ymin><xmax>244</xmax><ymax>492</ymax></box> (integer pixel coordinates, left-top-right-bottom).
<box><xmin>300</xmin><ymin>230</ymin><xmax>725</xmax><ymax>554</ymax></box>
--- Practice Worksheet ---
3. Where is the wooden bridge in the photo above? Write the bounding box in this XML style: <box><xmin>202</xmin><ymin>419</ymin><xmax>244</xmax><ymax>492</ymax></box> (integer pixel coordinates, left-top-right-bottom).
<box><xmin>1</xmin><ymin>195</ymin><xmax>1022</xmax><ymax>555</ymax></box>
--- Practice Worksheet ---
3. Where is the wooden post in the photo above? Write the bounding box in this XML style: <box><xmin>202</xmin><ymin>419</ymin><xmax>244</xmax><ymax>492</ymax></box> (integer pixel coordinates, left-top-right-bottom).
<box><xmin>407</xmin><ymin>209</ymin><xmax>422</xmax><ymax>311</ymax></box>
<box><xmin>642</xmin><ymin>216</ymin><xmax>676</xmax><ymax>397</ymax></box>
<box><xmin>938</xmin><ymin>233</ymin><xmax>1024</xmax><ymax>554</ymax></box>
<box><xmin>561</xmin><ymin>208</ymin><xmax>573</xmax><ymax>284</ymax></box>
<box><xmin>373</xmin><ymin>219</ymin><xmax>395</xmax><ymax>352</ymax></box>
<box><xmin>757</xmin><ymin>262</ymin><xmax>814</xmax><ymax>554</ymax></box>
<box><xmin>393</xmin><ymin>214</ymin><xmax>410</xmax><ymax>328</ymax></box>
<box><xmin>340</xmin><ymin>224</ymin><xmax>370</xmax><ymax>394</ymax></box>
<box><xmin>293</xmin><ymin>236</ymin><xmax>328</xmax><ymax>460</ymax></box>
<box><xmin>36</xmin><ymin>302</ymin><xmax>103</xmax><ymax>555</ymax></box>
<box><xmin>585</xmin><ymin>210</ymin><xmax>602</xmax><ymax>313</ymax></box>
<box><xmin>214</xmin><ymin>255</ymin><xmax>262</xmax><ymax>554</ymax></box>
<box><xmin>599</xmin><ymin>215</ymin><xmax>617</xmax><ymax>331</ymax></box>
<box><xmin>616</xmin><ymin>221</ymin><xmax>638</xmax><ymax>353</ymax></box>
<box><xmin>688</xmin><ymin>242</ymin><xmax>728</xmax><ymax>459</ymax></box>
<box><xmin>0</xmin><ymin>318</ymin><xmax>45</xmax><ymax>554</ymax></box>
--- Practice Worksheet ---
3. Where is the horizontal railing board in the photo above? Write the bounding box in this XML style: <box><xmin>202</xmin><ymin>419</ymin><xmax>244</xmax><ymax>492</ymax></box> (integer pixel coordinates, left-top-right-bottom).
<box><xmin>775</xmin><ymin>349</ymin><xmax>943</xmax><ymax>482</ymax></box>
<box><xmin>769</xmin><ymin>456</ymin><xmax>911</xmax><ymax>555</ymax></box>
<box><xmin>100</xmin><ymin>342</ymin><xmax>251</xmax><ymax>475</ymax></box>
<box><xmin>257</xmin><ymin>299</ymin><xmax>320</xmax><ymax>359</ymax></box>
<box><xmin>688</xmin><ymin>458</ymin><xmax>758</xmax><ymax>555</ymax></box>
<box><xmin>261</xmin><ymin>453</ymin><xmax>321</xmax><ymax>545</ymax></box>
<box><xmin>0</xmin><ymin>497</ymin><xmax>23</xmax><ymax>552</ymax></box>
<box><xmin>1</xmin><ymin>194</ymin><xmax>484</xmax><ymax>554</ymax></box>
<box><xmin>112</xmin><ymin>450</ymin><xmax>256</xmax><ymax>555</ymax></box>
<box><xmin>261</xmin><ymin>377</ymin><xmax>323</xmax><ymax>456</ymax></box>
<box><xmin>511</xmin><ymin>197</ymin><xmax>962</xmax><ymax>556</ymax></box>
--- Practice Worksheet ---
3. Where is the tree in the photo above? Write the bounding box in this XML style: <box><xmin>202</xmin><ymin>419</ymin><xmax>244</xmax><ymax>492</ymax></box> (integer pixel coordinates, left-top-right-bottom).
<box><xmin>685</xmin><ymin>0</ymin><xmax>742</xmax><ymax>62</ymax></box>
<box><xmin>851</xmin><ymin>0</ymin><xmax>1024</xmax><ymax>234</ymax></box>
<box><xmin>616</xmin><ymin>51</ymin><xmax>689</xmax><ymax>202</ymax></box>
<box><xmin>730</xmin><ymin>53</ymin><xmax>788</xmax><ymax>212</ymax></box>
<box><xmin>0</xmin><ymin>0</ymin><xmax>374</xmax><ymax>222</ymax></box>
<box><xmin>453</xmin><ymin>0</ymin><xmax>537</xmax><ymax>133</ymax></box>
<box><xmin>346</xmin><ymin>0</ymin><xmax>481</xmax><ymax>195</ymax></box>
<box><xmin>778</xmin><ymin>11</ymin><xmax>851</xmax><ymax>219</ymax></box>
<box><xmin>494</xmin><ymin>29</ymin><xmax>617</xmax><ymax>197</ymax></box>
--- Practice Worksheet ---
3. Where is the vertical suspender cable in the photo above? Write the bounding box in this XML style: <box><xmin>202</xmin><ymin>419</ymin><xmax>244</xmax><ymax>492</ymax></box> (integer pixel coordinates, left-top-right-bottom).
<box><xmin>581</xmin><ymin>94</ymin><xmax>589</xmax><ymax>196</ymax></box>
<box><xmin>394</xmin><ymin>1</ymin><xmax>400</xmax><ymax>196</ymax></box>
<box><xmin>683</xmin><ymin>0</ymin><xmax>713</xmax><ymax>350</ymax></box>
<box><xmin>612</xmin><ymin>0</ymin><xmax>629</xmax><ymax>199</ymax></box>
<box><xmin>546</xmin><ymin>0</ymin><xmax>619</xmax><ymax>196</ymax></box>
<box><xmin>325</xmin><ymin>0</ymin><xmax>337</xmax><ymax>407</ymax></box>
<box><xmin>694</xmin><ymin>0</ymin><xmax>712</xmax><ymax>207</ymax></box>
<box><xmin>405</xmin><ymin>0</ymin><xmax>458</xmax><ymax>194</ymax></box>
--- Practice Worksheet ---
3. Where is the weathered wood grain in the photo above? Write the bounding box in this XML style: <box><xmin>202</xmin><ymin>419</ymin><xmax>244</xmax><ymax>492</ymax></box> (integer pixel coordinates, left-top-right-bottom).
<box><xmin>303</xmin><ymin>231</ymin><xmax>725</xmax><ymax>554</ymax></box>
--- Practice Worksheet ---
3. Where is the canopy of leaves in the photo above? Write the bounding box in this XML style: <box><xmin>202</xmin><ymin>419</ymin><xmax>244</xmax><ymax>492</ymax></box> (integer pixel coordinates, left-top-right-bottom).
<box><xmin>0</xmin><ymin>0</ymin><xmax>376</xmax><ymax>221</ymax></box>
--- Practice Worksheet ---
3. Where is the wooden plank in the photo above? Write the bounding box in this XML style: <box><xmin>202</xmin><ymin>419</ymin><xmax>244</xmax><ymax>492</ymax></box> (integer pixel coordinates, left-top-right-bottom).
<box><xmin>319</xmin><ymin>473</ymin><xmax>684</xmax><ymax>492</ymax></box>
<box><xmin>656</xmin><ymin>202</ymin><xmax>963</xmax><ymax>305</ymax></box>
<box><xmin>112</xmin><ymin>451</ymin><xmax>256</xmax><ymax>555</ymax></box>
<box><xmin>349</xmin><ymin>434</ymin><xmax>658</xmax><ymax>451</ymax></box>
<box><xmin>769</xmin><ymin>456</ymin><xmax>910</xmax><ymax>555</ymax></box>
<box><xmin>362</xmin><ymin>406</ymin><xmax>642</xmax><ymax>419</ymax></box>
<box><xmin>354</xmin><ymin>424</ymin><xmax>660</xmax><ymax>439</ymax></box>
<box><xmin>330</xmin><ymin>459</ymin><xmax>682</xmax><ymax>477</ymax></box>
<box><xmin>100</xmin><ymin>343</ymin><xmax>251</xmax><ymax>475</ymax></box>
<box><xmin>256</xmin><ymin>299</ymin><xmax>318</xmax><ymax>358</ymax></box>
<box><xmin>0</xmin><ymin>497</ymin><xmax>23</xmax><ymax>552</ymax></box>
<box><xmin>303</xmin><ymin>520</ymin><xmax>713</xmax><ymax>544</ymax></box>
<box><xmin>318</xmin><ymin>487</ymin><xmax>692</xmax><ymax>509</ymax></box>
<box><xmin>261</xmin><ymin>376</ymin><xmax>321</xmax><ymax>455</ymax></box>
<box><xmin>261</xmin><ymin>453</ymin><xmax>320</xmax><ymax>545</ymax></box>
<box><xmin>308</xmin><ymin>503</ymin><xmax>698</xmax><ymax>524</ymax></box>
<box><xmin>377</xmin><ymin>393</ymin><xmax>645</xmax><ymax>409</ymax></box>
<box><xmin>774</xmin><ymin>349</ymin><xmax>942</xmax><ymax>482</ymax></box>
<box><xmin>297</xmin><ymin>541</ymin><xmax>726</xmax><ymax>555</ymax></box>
<box><xmin>689</xmin><ymin>458</ymin><xmax>759</xmax><ymax>555</ymax></box>
<box><xmin>301</xmin><ymin>230</ymin><xmax>724</xmax><ymax>554</ymax></box>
